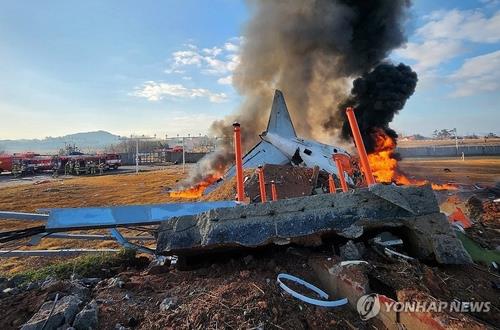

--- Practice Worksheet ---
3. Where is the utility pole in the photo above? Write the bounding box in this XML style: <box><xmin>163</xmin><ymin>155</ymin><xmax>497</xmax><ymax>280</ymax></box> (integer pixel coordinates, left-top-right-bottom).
<box><xmin>454</xmin><ymin>128</ymin><xmax>458</xmax><ymax>154</ymax></box>
<box><xmin>182</xmin><ymin>137</ymin><xmax>186</xmax><ymax>173</ymax></box>
<box><xmin>135</xmin><ymin>139</ymin><xmax>139</xmax><ymax>174</ymax></box>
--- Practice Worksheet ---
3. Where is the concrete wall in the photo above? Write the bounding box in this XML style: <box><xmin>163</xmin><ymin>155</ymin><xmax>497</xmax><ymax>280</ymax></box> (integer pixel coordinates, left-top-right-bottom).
<box><xmin>397</xmin><ymin>145</ymin><xmax>500</xmax><ymax>158</ymax></box>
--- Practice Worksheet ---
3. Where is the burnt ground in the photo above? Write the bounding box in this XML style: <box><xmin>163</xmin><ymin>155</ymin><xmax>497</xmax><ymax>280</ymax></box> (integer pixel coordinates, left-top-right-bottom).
<box><xmin>1</xmin><ymin>246</ymin><xmax>499</xmax><ymax>329</ymax></box>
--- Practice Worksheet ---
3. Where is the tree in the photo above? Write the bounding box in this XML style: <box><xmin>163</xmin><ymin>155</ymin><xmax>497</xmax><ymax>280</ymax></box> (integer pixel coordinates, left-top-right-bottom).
<box><xmin>432</xmin><ymin>129</ymin><xmax>453</xmax><ymax>140</ymax></box>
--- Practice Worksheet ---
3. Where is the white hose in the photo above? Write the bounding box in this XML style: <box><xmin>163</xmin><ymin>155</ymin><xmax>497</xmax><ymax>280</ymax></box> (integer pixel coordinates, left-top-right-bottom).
<box><xmin>276</xmin><ymin>273</ymin><xmax>348</xmax><ymax>307</ymax></box>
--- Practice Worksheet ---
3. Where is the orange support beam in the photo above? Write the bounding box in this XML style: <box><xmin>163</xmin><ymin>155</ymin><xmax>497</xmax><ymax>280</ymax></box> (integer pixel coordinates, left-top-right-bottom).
<box><xmin>271</xmin><ymin>180</ymin><xmax>278</xmax><ymax>201</ymax></box>
<box><xmin>345</xmin><ymin>107</ymin><xmax>376</xmax><ymax>186</ymax></box>
<box><xmin>328</xmin><ymin>174</ymin><xmax>336</xmax><ymax>194</ymax></box>
<box><xmin>257</xmin><ymin>165</ymin><xmax>267</xmax><ymax>203</ymax></box>
<box><xmin>334</xmin><ymin>154</ymin><xmax>349</xmax><ymax>192</ymax></box>
<box><xmin>233</xmin><ymin>122</ymin><xmax>245</xmax><ymax>202</ymax></box>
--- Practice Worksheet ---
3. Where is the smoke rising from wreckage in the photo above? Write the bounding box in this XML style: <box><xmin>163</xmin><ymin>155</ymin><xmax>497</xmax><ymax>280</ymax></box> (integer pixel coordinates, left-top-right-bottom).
<box><xmin>182</xmin><ymin>0</ymin><xmax>420</xmax><ymax>189</ymax></box>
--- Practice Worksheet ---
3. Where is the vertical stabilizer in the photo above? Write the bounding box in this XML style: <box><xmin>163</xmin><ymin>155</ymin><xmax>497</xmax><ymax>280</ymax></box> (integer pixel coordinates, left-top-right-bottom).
<box><xmin>266</xmin><ymin>90</ymin><xmax>297</xmax><ymax>138</ymax></box>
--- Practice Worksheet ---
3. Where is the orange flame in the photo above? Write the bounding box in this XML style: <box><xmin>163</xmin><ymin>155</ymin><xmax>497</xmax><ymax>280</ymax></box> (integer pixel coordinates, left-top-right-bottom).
<box><xmin>169</xmin><ymin>174</ymin><xmax>222</xmax><ymax>198</ymax></box>
<box><xmin>367</xmin><ymin>129</ymin><xmax>457</xmax><ymax>191</ymax></box>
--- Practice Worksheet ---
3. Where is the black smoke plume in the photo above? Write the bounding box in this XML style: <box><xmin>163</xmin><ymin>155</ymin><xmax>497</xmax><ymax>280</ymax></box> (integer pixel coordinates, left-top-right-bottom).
<box><xmin>181</xmin><ymin>0</ymin><xmax>414</xmax><ymax>187</ymax></box>
<box><xmin>334</xmin><ymin>63</ymin><xmax>418</xmax><ymax>153</ymax></box>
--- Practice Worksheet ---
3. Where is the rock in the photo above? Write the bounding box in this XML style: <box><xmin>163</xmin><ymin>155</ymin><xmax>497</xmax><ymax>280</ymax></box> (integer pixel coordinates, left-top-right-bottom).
<box><xmin>25</xmin><ymin>282</ymin><xmax>40</xmax><ymax>291</ymax></box>
<box><xmin>69</xmin><ymin>282</ymin><xmax>90</xmax><ymax>300</ymax></box>
<box><xmin>3</xmin><ymin>287</ymin><xmax>20</xmax><ymax>295</ymax></box>
<box><xmin>108</xmin><ymin>277</ymin><xmax>125</xmax><ymax>288</ymax></box>
<box><xmin>79</xmin><ymin>278</ymin><xmax>101</xmax><ymax>286</ymax></box>
<box><xmin>159</xmin><ymin>297</ymin><xmax>178</xmax><ymax>312</ymax></box>
<box><xmin>21</xmin><ymin>294</ymin><xmax>82</xmax><ymax>330</ymax></box>
<box><xmin>339</xmin><ymin>240</ymin><xmax>361</xmax><ymax>260</ymax></box>
<box><xmin>127</xmin><ymin>317</ymin><xmax>139</xmax><ymax>327</ymax></box>
<box><xmin>73</xmin><ymin>300</ymin><xmax>98</xmax><ymax>330</ymax></box>
<box><xmin>115</xmin><ymin>323</ymin><xmax>129</xmax><ymax>330</ymax></box>
<box><xmin>355</xmin><ymin>242</ymin><xmax>366</xmax><ymax>256</ymax></box>
<box><xmin>41</xmin><ymin>277</ymin><xmax>57</xmax><ymax>290</ymax></box>
<box><xmin>243</xmin><ymin>255</ymin><xmax>254</xmax><ymax>265</ymax></box>
<box><xmin>145</xmin><ymin>257</ymin><xmax>171</xmax><ymax>275</ymax></box>
<box><xmin>7</xmin><ymin>274</ymin><xmax>27</xmax><ymax>288</ymax></box>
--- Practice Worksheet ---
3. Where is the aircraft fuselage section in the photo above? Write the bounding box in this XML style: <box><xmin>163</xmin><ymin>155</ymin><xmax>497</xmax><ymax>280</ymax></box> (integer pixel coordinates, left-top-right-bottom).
<box><xmin>262</xmin><ymin>132</ymin><xmax>351</xmax><ymax>178</ymax></box>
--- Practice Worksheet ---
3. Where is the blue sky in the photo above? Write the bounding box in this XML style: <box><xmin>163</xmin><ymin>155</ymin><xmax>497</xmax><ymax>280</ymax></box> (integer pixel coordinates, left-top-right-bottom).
<box><xmin>0</xmin><ymin>0</ymin><xmax>498</xmax><ymax>140</ymax></box>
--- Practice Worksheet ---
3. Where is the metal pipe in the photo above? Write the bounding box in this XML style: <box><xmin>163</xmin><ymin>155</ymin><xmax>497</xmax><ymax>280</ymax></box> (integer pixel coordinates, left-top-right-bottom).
<box><xmin>135</xmin><ymin>138</ymin><xmax>139</xmax><ymax>175</ymax></box>
<box><xmin>271</xmin><ymin>180</ymin><xmax>278</xmax><ymax>201</ymax></box>
<box><xmin>345</xmin><ymin>107</ymin><xmax>376</xmax><ymax>186</ymax></box>
<box><xmin>257</xmin><ymin>165</ymin><xmax>267</xmax><ymax>203</ymax></box>
<box><xmin>233</xmin><ymin>122</ymin><xmax>245</xmax><ymax>202</ymax></box>
<box><xmin>334</xmin><ymin>155</ymin><xmax>349</xmax><ymax>192</ymax></box>
<box><xmin>328</xmin><ymin>174</ymin><xmax>336</xmax><ymax>194</ymax></box>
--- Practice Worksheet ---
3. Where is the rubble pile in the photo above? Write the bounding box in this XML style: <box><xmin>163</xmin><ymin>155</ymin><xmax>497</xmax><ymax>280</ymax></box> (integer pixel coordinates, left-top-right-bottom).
<box><xmin>158</xmin><ymin>184</ymin><xmax>471</xmax><ymax>265</ymax></box>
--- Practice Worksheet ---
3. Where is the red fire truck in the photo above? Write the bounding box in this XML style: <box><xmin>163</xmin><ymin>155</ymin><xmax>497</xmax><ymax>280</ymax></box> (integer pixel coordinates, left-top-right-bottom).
<box><xmin>0</xmin><ymin>154</ymin><xmax>13</xmax><ymax>173</ymax></box>
<box><xmin>0</xmin><ymin>152</ymin><xmax>122</xmax><ymax>176</ymax></box>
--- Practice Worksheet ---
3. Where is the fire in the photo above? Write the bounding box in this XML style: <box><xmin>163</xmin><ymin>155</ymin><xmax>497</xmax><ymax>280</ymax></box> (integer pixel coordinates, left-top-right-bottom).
<box><xmin>169</xmin><ymin>174</ymin><xmax>222</xmax><ymax>198</ymax></box>
<box><xmin>367</xmin><ymin>129</ymin><xmax>457</xmax><ymax>190</ymax></box>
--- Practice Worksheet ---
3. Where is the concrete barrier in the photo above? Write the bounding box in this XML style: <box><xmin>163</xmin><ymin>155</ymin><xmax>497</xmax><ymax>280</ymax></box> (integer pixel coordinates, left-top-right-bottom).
<box><xmin>397</xmin><ymin>145</ymin><xmax>500</xmax><ymax>158</ymax></box>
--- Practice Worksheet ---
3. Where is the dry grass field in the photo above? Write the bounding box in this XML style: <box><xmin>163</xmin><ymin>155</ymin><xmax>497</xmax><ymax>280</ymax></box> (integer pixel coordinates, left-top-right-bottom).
<box><xmin>0</xmin><ymin>166</ymin><xmax>195</xmax><ymax>274</ymax></box>
<box><xmin>399</xmin><ymin>156</ymin><xmax>500</xmax><ymax>186</ymax></box>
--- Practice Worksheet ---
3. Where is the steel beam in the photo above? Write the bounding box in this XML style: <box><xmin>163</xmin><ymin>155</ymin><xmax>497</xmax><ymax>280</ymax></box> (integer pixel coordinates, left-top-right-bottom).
<box><xmin>46</xmin><ymin>201</ymin><xmax>236</xmax><ymax>230</ymax></box>
<box><xmin>0</xmin><ymin>211</ymin><xmax>49</xmax><ymax>222</ymax></box>
<box><xmin>49</xmin><ymin>233</ymin><xmax>155</xmax><ymax>241</ymax></box>
<box><xmin>0</xmin><ymin>249</ymin><xmax>120</xmax><ymax>257</ymax></box>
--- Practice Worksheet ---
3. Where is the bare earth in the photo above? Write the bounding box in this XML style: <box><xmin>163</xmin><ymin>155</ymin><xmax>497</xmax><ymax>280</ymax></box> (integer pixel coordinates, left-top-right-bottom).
<box><xmin>399</xmin><ymin>156</ymin><xmax>500</xmax><ymax>186</ymax></box>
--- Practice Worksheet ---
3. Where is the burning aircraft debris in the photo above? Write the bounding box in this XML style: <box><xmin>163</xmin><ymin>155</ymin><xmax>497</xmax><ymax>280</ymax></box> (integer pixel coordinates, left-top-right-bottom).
<box><xmin>177</xmin><ymin>0</ymin><xmax>416</xmax><ymax>189</ymax></box>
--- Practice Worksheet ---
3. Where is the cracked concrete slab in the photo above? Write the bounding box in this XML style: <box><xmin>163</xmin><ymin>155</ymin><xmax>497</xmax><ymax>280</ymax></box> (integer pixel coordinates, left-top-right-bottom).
<box><xmin>156</xmin><ymin>184</ymin><xmax>472</xmax><ymax>264</ymax></box>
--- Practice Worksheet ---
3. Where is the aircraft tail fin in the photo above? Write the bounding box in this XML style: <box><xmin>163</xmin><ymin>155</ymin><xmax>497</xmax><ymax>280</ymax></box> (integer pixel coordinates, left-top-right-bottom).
<box><xmin>266</xmin><ymin>90</ymin><xmax>297</xmax><ymax>138</ymax></box>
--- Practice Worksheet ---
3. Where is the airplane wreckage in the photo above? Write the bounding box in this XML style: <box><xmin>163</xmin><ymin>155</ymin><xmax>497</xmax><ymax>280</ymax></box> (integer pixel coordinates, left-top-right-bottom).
<box><xmin>0</xmin><ymin>90</ymin><xmax>471</xmax><ymax>266</ymax></box>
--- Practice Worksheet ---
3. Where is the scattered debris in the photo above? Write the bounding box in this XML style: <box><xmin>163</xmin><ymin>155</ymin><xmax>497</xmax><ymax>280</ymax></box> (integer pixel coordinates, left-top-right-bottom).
<box><xmin>276</xmin><ymin>273</ymin><xmax>348</xmax><ymax>307</ymax></box>
<box><xmin>448</xmin><ymin>207</ymin><xmax>473</xmax><ymax>229</ymax></box>
<box><xmin>159</xmin><ymin>297</ymin><xmax>178</xmax><ymax>312</ymax></box>
<box><xmin>339</xmin><ymin>241</ymin><xmax>361</xmax><ymax>260</ymax></box>
<box><xmin>21</xmin><ymin>294</ymin><xmax>82</xmax><ymax>330</ymax></box>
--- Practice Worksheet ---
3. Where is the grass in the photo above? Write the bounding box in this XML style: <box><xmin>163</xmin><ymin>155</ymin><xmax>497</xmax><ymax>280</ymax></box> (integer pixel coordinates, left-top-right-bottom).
<box><xmin>3</xmin><ymin>249</ymin><xmax>139</xmax><ymax>284</ymax></box>
<box><xmin>456</xmin><ymin>232</ymin><xmax>500</xmax><ymax>265</ymax></box>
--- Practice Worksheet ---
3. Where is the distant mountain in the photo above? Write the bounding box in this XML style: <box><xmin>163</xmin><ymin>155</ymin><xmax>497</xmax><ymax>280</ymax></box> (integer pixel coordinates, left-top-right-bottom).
<box><xmin>0</xmin><ymin>131</ymin><xmax>121</xmax><ymax>154</ymax></box>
